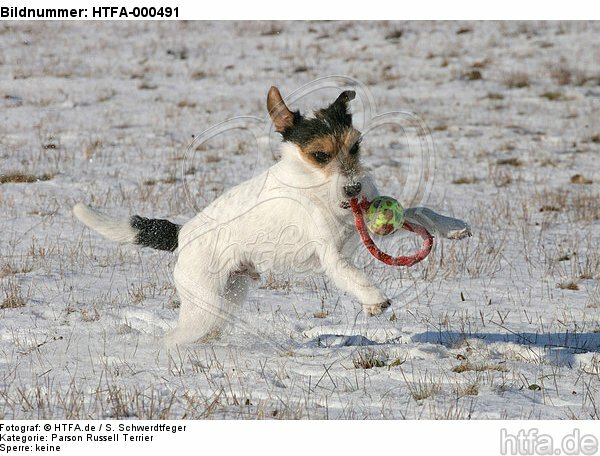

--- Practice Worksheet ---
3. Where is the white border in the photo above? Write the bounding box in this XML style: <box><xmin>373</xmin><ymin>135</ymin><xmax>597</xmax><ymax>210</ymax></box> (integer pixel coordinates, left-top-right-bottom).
<box><xmin>1</xmin><ymin>420</ymin><xmax>599</xmax><ymax>456</ymax></box>
<box><xmin>3</xmin><ymin>0</ymin><xmax>599</xmax><ymax>20</ymax></box>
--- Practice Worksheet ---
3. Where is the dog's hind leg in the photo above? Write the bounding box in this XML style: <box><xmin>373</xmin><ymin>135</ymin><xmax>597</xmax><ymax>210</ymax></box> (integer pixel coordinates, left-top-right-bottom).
<box><xmin>165</xmin><ymin>264</ymin><xmax>255</xmax><ymax>348</ymax></box>
<box><xmin>221</xmin><ymin>272</ymin><xmax>252</xmax><ymax>322</ymax></box>
<box><xmin>223</xmin><ymin>265</ymin><xmax>256</xmax><ymax>308</ymax></box>
<box><xmin>165</xmin><ymin>263</ymin><xmax>228</xmax><ymax>347</ymax></box>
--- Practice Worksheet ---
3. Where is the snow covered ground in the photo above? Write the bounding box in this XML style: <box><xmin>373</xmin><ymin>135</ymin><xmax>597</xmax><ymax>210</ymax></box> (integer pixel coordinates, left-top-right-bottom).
<box><xmin>0</xmin><ymin>21</ymin><xmax>599</xmax><ymax>419</ymax></box>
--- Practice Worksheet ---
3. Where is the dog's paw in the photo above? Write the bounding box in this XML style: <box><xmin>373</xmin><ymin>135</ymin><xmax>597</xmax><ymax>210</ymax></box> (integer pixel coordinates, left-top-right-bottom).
<box><xmin>363</xmin><ymin>299</ymin><xmax>392</xmax><ymax>317</ymax></box>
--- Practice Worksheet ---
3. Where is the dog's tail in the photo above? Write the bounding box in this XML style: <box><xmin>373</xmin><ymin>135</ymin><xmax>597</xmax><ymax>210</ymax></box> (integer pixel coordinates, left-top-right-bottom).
<box><xmin>73</xmin><ymin>203</ymin><xmax>181</xmax><ymax>252</ymax></box>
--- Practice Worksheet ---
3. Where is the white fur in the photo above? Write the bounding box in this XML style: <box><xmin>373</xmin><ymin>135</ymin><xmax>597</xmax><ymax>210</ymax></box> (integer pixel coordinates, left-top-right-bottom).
<box><xmin>73</xmin><ymin>203</ymin><xmax>137</xmax><ymax>243</ymax></box>
<box><xmin>75</xmin><ymin>142</ymin><xmax>387</xmax><ymax>348</ymax></box>
<box><xmin>166</xmin><ymin>142</ymin><xmax>385</xmax><ymax>347</ymax></box>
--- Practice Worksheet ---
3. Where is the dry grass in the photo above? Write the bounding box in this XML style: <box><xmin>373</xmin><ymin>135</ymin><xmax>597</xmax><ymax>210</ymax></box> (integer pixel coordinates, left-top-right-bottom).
<box><xmin>571</xmin><ymin>190</ymin><xmax>600</xmax><ymax>222</ymax></box>
<box><xmin>2</xmin><ymin>20</ymin><xmax>598</xmax><ymax>421</ymax></box>
<box><xmin>411</xmin><ymin>386</ymin><xmax>441</xmax><ymax>401</ymax></box>
<box><xmin>496</xmin><ymin>157</ymin><xmax>523</xmax><ymax>167</ymax></box>
<box><xmin>550</xmin><ymin>66</ymin><xmax>573</xmax><ymax>85</ymax></box>
<box><xmin>539</xmin><ymin>205</ymin><xmax>561</xmax><ymax>213</ymax></box>
<box><xmin>549</xmin><ymin>65</ymin><xmax>600</xmax><ymax>87</ymax></box>
<box><xmin>486</xmin><ymin>92</ymin><xmax>505</xmax><ymax>100</ymax></box>
<box><xmin>454</xmin><ymin>384</ymin><xmax>479</xmax><ymax>396</ymax></box>
<box><xmin>540</xmin><ymin>91</ymin><xmax>566</xmax><ymax>101</ymax></box>
<box><xmin>259</xmin><ymin>273</ymin><xmax>291</xmax><ymax>291</ymax></box>
<box><xmin>260</xmin><ymin>23</ymin><xmax>283</xmax><ymax>36</ymax></box>
<box><xmin>578</xmin><ymin>254</ymin><xmax>600</xmax><ymax>280</ymax></box>
<box><xmin>80</xmin><ymin>307</ymin><xmax>100</xmax><ymax>322</ymax></box>
<box><xmin>205</xmin><ymin>154</ymin><xmax>222</xmax><ymax>163</ymax></box>
<box><xmin>504</xmin><ymin>71</ymin><xmax>530</xmax><ymax>88</ymax></box>
<box><xmin>0</xmin><ymin>172</ymin><xmax>54</xmax><ymax>184</ymax></box>
<box><xmin>83</xmin><ymin>139</ymin><xmax>102</xmax><ymax>160</ymax></box>
<box><xmin>190</xmin><ymin>70</ymin><xmax>208</xmax><ymax>80</ymax></box>
<box><xmin>352</xmin><ymin>350</ymin><xmax>386</xmax><ymax>369</ymax></box>
<box><xmin>0</xmin><ymin>264</ymin><xmax>33</xmax><ymax>278</ymax></box>
<box><xmin>177</xmin><ymin>100</ymin><xmax>197</xmax><ymax>109</ymax></box>
<box><xmin>587</xmin><ymin>287</ymin><xmax>600</xmax><ymax>309</ymax></box>
<box><xmin>351</xmin><ymin>349</ymin><xmax>406</xmax><ymax>369</ymax></box>
<box><xmin>138</xmin><ymin>81</ymin><xmax>158</xmax><ymax>90</ymax></box>
<box><xmin>1</xmin><ymin>381</ymin><xmax>224</xmax><ymax>419</ymax></box>
<box><xmin>534</xmin><ymin>187</ymin><xmax>567</xmax><ymax>214</ymax></box>
<box><xmin>384</xmin><ymin>29</ymin><xmax>403</xmax><ymax>40</ymax></box>
<box><xmin>570</xmin><ymin>174</ymin><xmax>593</xmax><ymax>185</ymax></box>
<box><xmin>161</xmin><ymin>174</ymin><xmax>177</xmax><ymax>184</ymax></box>
<box><xmin>408</xmin><ymin>374</ymin><xmax>442</xmax><ymax>401</ymax></box>
<box><xmin>452</xmin><ymin>176</ymin><xmax>479</xmax><ymax>185</ymax></box>
<box><xmin>487</xmin><ymin>163</ymin><xmax>514</xmax><ymax>187</ymax></box>
<box><xmin>452</xmin><ymin>362</ymin><xmax>509</xmax><ymax>373</ymax></box>
<box><xmin>0</xmin><ymin>342</ymin><xmax>323</xmax><ymax>419</ymax></box>
<box><xmin>557</xmin><ymin>280</ymin><xmax>579</xmax><ymax>291</ymax></box>
<box><xmin>462</xmin><ymin>70</ymin><xmax>483</xmax><ymax>81</ymax></box>
<box><xmin>1</xmin><ymin>281</ymin><xmax>26</xmax><ymax>309</ymax></box>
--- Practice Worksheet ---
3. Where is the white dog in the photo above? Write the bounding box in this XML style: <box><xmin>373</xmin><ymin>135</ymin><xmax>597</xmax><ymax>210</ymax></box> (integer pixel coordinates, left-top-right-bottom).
<box><xmin>74</xmin><ymin>87</ymin><xmax>470</xmax><ymax>347</ymax></box>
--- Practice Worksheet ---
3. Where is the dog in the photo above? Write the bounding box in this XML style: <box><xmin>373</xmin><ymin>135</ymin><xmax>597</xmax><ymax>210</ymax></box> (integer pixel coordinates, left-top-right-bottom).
<box><xmin>75</xmin><ymin>87</ymin><xmax>472</xmax><ymax>347</ymax></box>
<box><xmin>74</xmin><ymin>87</ymin><xmax>395</xmax><ymax>347</ymax></box>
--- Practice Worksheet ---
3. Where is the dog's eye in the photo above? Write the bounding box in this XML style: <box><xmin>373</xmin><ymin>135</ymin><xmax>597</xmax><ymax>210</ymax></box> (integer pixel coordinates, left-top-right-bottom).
<box><xmin>349</xmin><ymin>143</ymin><xmax>360</xmax><ymax>155</ymax></box>
<box><xmin>313</xmin><ymin>151</ymin><xmax>331</xmax><ymax>164</ymax></box>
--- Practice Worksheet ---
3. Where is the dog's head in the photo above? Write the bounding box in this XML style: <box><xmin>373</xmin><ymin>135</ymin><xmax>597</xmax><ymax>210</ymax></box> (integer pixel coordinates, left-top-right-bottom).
<box><xmin>267</xmin><ymin>86</ymin><xmax>370</xmax><ymax>208</ymax></box>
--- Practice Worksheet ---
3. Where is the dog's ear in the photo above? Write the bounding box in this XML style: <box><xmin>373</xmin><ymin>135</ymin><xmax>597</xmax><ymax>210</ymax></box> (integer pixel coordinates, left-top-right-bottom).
<box><xmin>334</xmin><ymin>90</ymin><xmax>356</xmax><ymax>107</ymax></box>
<box><xmin>267</xmin><ymin>86</ymin><xmax>295</xmax><ymax>133</ymax></box>
<box><xmin>329</xmin><ymin>90</ymin><xmax>356</xmax><ymax>113</ymax></box>
<box><xmin>323</xmin><ymin>90</ymin><xmax>356</xmax><ymax>126</ymax></box>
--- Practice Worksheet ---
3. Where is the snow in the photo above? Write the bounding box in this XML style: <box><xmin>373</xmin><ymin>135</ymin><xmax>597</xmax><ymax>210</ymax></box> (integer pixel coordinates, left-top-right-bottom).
<box><xmin>0</xmin><ymin>21</ymin><xmax>599</xmax><ymax>419</ymax></box>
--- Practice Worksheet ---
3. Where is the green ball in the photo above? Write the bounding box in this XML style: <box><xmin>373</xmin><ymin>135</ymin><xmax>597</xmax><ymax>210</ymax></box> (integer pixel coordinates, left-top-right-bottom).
<box><xmin>365</xmin><ymin>196</ymin><xmax>405</xmax><ymax>236</ymax></box>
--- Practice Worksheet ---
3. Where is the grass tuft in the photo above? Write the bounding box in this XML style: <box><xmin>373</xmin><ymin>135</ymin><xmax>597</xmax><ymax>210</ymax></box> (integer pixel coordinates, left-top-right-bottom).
<box><xmin>384</xmin><ymin>29</ymin><xmax>403</xmax><ymax>40</ymax></box>
<box><xmin>0</xmin><ymin>172</ymin><xmax>54</xmax><ymax>184</ymax></box>
<box><xmin>504</xmin><ymin>71</ymin><xmax>530</xmax><ymax>88</ymax></box>
<box><xmin>540</xmin><ymin>91</ymin><xmax>566</xmax><ymax>101</ymax></box>
<box><xmin>557</xmin><ymin>281</ymin><xmax>579</xmax><ymax>291</ymax></box>
<box><xmin>462</xmin><ymin>70</ymin><xmax>483</xmax><ymax>81</ymax></box>
<box><xmin>1</xmin><ymin>281</ymin><xmax>26</xmax><ymax>309</ymax></box>
<box><xmin>353</xmin><ymin>350</ymin><xmax>386</xmax><ymax>369</ymax></box>
<box><xmin>452</xmin><ymin>176</ymin><xmax>479</xmax><ymax>185</ymax></box>
<box><xmin>452</xmin><ymin>362</ymin><xmax>509</xmax><ymax>373</ymax></box>
<box><xmin>496</xmin><ymin>157</ymin><xmax>522</xmax><ymax>167</ymax></box>
<box><xmin>455</xmin><ymin>385</ymin><xmax>479</xmax><ymax>396</ymax></box>
<box><xmin>570</xmin><ymin>174</ymin><xmax>593</xmax><ymax>185</ymax></box>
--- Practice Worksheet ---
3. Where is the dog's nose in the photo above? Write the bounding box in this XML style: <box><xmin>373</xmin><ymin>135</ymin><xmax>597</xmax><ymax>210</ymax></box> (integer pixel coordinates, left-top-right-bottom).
<box><xmin>344</xmin><ymin>182</ymin><xmax>362</xmax><ymax>197</ymax></box>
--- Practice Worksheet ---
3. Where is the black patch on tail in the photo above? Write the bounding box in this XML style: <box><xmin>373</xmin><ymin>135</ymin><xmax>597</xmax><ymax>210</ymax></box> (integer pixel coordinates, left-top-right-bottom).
<box><xmin>130</xmin><ymin>215</ymin><xmax>181</xmax><ymax>252</ymax></box>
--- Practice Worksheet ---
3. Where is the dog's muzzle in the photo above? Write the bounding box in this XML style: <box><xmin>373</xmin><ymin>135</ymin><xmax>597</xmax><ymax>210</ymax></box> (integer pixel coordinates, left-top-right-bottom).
<box><xmin>343</xmin><ymin>182</ymin><xmax>362</xmax><ymax>198</ymax></box>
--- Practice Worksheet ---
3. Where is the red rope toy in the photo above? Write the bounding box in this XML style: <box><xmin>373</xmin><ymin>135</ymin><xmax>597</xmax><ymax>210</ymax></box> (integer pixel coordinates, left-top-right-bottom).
<box><xmin>350</xmin><ymin>197</ymin><xmax>433</xmax><ymax>267</ymax></box>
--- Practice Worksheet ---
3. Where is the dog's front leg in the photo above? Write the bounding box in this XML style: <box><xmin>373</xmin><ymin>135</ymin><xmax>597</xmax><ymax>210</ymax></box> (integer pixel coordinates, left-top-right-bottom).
<box><xmin>319</xmin><ymin>248</ymin><xmax>391</xmax><ymax>316</ymax></box>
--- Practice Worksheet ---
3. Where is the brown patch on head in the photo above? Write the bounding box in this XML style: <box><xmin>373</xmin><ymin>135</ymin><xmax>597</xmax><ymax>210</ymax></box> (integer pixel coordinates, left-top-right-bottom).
<box><xmin>267</xmin><ymin>86</ymin><xmax>295</xmax><ymax>133</ymax></box>
<box><xmin>297</xmin><ymin>127</ymin><xmax>362</xmax><ymax>177</ymax></box>
<box><xmin>270</xmin><ymin>88</ymin><xmax>364</xmax><ymax>178</ymax></box>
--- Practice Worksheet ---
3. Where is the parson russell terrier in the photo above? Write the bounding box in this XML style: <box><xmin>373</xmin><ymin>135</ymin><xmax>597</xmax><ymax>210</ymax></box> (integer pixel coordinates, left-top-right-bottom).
<box><xmin>74</xmin><ymin>87</ymin><xmax>470</xmax><ymax>347</ymax></box>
